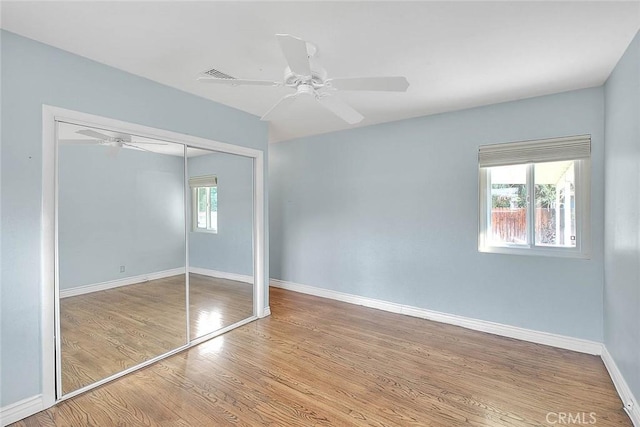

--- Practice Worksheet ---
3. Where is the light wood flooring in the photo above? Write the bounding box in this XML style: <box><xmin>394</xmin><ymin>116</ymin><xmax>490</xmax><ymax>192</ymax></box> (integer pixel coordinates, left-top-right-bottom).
<box><xmin>189</xmin><ymin>273</ymin><xmax>254</xmax><ymax>339</ymax></box>
<box><xmin>60</xmin><ymin>273</ymin><xmax>253</xmax><ymax>394</ymax></box>
<box><xmin>17</xmin><ymin>287</ymin><xmax>630</xmax><ymax>426</ymax></box>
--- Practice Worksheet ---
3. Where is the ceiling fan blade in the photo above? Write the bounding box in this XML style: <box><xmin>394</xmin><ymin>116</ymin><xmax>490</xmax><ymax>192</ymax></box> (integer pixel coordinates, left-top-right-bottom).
<box><xmin>76</xmin><ymin>129</ymin><xmax>113</xmax><ymax>141</ymax></box>
<box><xmin>327</xmin><ymin>76</ymin><xmax>410</xmax><ymax>92</ymax></box>
<box><xmin>58</xmin><ymin>139</ymin><xmax>100</xmax><ymax>145</ymax></box>
<box><xmin>260</xmin><ymin>93</ymin><xmax>298</xmax><ymax>121</ymax></box>
<box><xmin>276</xmin><ymin>34</ymin><xmax>312</xmax><ymax>76</ymax></box>
<box><xmin>316</xmin><ymin>94</ymin><xmax>364</xmax><ymax>124</ymax></box>
<box><xmin>129</xmin><ymin>141</ymin><xmax>167</xmax><ymax>145</ymax></box>
<box><xmin>123</xmin><ymin>143</ymin><xmax>153</xmax><ymax>152</ymax></box>
<box><xmin>197</xmin><ymin>77</ymin><xmax>282</xmax><ymax>87</ymax></box>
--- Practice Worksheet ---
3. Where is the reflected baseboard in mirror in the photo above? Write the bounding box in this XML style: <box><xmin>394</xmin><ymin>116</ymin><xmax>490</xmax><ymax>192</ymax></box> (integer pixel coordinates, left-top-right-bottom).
<box><xmin>189</xmin><ymin>273</ymin><xmax>254</xmax><ymax>339</ymax></box>
<box><xmin>60</xmin><ymin>275</ymin><xmax>187</xmax><ymax>394</ymax></box>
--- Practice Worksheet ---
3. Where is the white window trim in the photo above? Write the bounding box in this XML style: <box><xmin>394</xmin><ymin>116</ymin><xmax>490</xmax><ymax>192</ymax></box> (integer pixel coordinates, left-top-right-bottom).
<box><xmin>478</xmin><ymin>137</ymin><xmax>591</xmax><ymax>259</ymax></box>
<box><xmin>189</xmin><ymin>175</ymin><xmax>218</xmax><ymax>233</ymax></box>
<box><xmin>191</xmin><ymin>185</ymin><xmax>218</xmax><ymax>233</ymax></box>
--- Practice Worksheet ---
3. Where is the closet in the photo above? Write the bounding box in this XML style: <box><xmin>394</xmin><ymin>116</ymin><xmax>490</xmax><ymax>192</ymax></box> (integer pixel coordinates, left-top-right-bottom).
<box><xmin>53</xmin><ymin>115</ymin><xmax>262</xmax><ymax>399</ymax></box>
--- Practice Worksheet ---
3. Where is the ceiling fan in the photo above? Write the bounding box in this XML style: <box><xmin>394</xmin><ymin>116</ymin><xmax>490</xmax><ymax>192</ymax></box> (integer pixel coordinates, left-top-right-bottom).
<box><xmin>197</xmin><ymin>34</ymin><xmax>410</xmax><ymax>124</ymax></box>
<box><xmin>59</xmin><ymin>129</ymin><xmax>167</xmax><ymax>153</ymax></box>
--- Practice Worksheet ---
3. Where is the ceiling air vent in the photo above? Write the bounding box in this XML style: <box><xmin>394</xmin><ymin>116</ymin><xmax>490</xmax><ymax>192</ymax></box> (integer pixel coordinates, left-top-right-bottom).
<box><xmin>202</xmin><ymin>68</ymin><xmax>236</xmax><ymax>80</ymax></box>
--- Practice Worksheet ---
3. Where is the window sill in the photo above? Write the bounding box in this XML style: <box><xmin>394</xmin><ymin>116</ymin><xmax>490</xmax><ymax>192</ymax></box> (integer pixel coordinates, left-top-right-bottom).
<box><xmin>478</xmin><ymin>245</ymin><xmax>590</xmax><ymax>259</ymax></box>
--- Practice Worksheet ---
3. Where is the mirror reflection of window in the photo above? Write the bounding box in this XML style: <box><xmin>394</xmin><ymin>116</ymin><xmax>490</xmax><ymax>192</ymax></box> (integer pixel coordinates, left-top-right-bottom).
<box><xmin>190</xmin><ymin>175</ymin><xmax>218</xmax><ymax>233</ymax></box>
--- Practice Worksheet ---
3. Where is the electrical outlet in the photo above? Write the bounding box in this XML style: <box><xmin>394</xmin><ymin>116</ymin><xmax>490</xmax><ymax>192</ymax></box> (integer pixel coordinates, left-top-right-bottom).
<box><xmin>120</xmin><ymin>265</ymin><xmax>125</xmax><ymax>273</ymax></box>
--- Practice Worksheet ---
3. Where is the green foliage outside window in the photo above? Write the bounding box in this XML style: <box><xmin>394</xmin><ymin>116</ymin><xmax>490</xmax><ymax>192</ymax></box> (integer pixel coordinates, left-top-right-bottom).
<box><xmin>210</xmin><ymin>187</ymin><xmax>218</xmax><ymax>212</ymax></box>
<box><xmin>492</xmin><ymin>184</ymin><xmax>557</xmax><ymax>209</ymax></box>
<box><xmin>198</xmin><ymin>187</ymin><xmax>207</xmax><ymax>211</ymax></box>
<box><xmin>492</xmin><ymin>184</ymin><xmax>527</xmax><ymax>208</ymax></box>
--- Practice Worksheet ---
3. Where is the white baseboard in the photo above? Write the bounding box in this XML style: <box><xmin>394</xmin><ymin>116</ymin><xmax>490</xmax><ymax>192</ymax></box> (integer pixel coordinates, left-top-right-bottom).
<box><xmin>269</xmin><ymin>279</ymin><xmax>602</xmax><ymax>355</ymax></box>
<box><xmin>602</xmin><ymin>347</ymin><xmax>640</xmax><ymax>426</ymax></box>
<box><xmin>60</xmin><ymin>268</ymin><xmax>186</xmax><ymax>298</ymax></box>
<box><xmin>1</xmin><ymin>395</ymin><xmax>43</xmax><ymax>427</ymax></box>
<box><xmin>189</xmin><ymin>267</ymin><xmax>253</xmax><ymax>284</ymax></box>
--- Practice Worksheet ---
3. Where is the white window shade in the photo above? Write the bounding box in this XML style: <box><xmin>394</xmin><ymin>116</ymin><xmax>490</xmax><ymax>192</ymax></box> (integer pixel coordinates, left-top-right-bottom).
<box><xmin>189</xmin><ymin>175</ymin><xmax>217</xmax><ymax>188</ymax></box>
<box><xmin>478</xmin><ymin>134</ymin><xmax>591</xmax><ymax>168</ymax></box>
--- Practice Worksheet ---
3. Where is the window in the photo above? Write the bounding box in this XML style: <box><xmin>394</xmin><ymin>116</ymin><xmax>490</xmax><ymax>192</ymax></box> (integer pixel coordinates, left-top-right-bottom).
<box><xmin>189</xmin><ymin>175</ymin><xmax>218</xmax><ymax>233</ymax></box>
<box><xmin>478</xmin><ymin>135</ymin><xmax>591</xmax><ymax>257</ymax></box>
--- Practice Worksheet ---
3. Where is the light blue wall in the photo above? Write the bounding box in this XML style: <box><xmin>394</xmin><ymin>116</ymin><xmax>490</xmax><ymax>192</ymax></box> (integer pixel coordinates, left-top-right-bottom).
<box><xmin>60</xmin><ymin>145</ymin><xmax>255</xmax><ymax>287</ymax></box>
<box><xmin>270</xmin><ymin>87</ymin><xmax>605</xmax><ymax>341</ymax></box>
<box><xmin>0</xmin><ymin>30</ymin><xmax>267</xmax><ymax>407</ymax></box>
<box><xmin>188</xmin><ymin>152</ymin><xmax>253</xmax><ymax>276</ymax></box>
<box><xmin>58</xmin><ymin>144</ymin><xmax>185</xmax><ymax>289</ymax></box>
<box><xmin>604</xmin><ymin>31</ymin><xmax>640</xmax><ymax>403</ymax></box>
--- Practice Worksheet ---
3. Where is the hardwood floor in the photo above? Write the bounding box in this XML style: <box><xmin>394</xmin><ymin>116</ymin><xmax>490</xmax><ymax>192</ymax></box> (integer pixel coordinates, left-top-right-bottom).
<box><xmin>60</xmin><ymin>273</ymin><xmax>253</xmax><ymax>394</ymax></box>
<box><xmin>189</xmin><ymin>273</ymin><xmax>254</xmax><ymax>339</ymax></box>
<box><xmin>17</xmin><ymin>287</ymin><xmax>630</xmax><ymax>426</ymax></box>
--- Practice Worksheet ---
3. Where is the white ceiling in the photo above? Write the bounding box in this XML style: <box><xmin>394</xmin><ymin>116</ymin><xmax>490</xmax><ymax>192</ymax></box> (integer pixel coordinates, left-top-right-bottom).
<box><xmin>2</xmin><ymin>1</ymin><xmax>639</xmax><ymax>143</ymax></box>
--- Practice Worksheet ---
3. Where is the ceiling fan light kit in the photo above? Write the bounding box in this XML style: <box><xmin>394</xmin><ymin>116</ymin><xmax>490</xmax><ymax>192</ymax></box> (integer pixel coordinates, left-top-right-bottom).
<box><xmin>197</xmin><ymin>34</ymin><xmax>409</xmax><ymax>125</ymax></box>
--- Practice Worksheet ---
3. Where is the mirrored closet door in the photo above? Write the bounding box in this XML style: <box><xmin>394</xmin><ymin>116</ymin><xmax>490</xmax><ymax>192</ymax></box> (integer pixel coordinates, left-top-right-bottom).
<box><xmin>55</xmin><ymin>119</ymin><xmax>259</xmax><ymax>399</ymax></box>
<box><xmin>186</xmin><ymin>147</ymin><xmax>254</xmax><ymax>340</ymax></box>
<box><xmin>56</xmin><ymin>122</ymin><xmax>189</xmax><ymax>396</ymax></box>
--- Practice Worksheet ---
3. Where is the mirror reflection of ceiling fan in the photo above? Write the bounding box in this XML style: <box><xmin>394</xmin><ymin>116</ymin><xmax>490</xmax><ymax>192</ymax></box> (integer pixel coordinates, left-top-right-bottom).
<box><xmin>59</xmin><ymin>129</ymin><xmax>168</xmax><ymax>153</ymax></box>
<box><xmin>198</xmin><ymin>34</ymin><xmax>410</xmax><ymax>124</ymax></box>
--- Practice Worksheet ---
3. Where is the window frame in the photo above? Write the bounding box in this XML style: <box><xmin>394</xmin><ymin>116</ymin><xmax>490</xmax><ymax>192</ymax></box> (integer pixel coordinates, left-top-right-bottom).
<box><xmin>190</xmin><ymin>175</ymin><xmax>218</xmax><ymax>234</ymax></box>
<box><xmin>478</xmin><ymin>147</ymin><xmax>591</xmax><ymax>259</ymax></box>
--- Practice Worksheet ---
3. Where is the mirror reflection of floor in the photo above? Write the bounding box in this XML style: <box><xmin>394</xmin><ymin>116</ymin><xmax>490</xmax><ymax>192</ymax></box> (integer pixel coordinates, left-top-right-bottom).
<box><xmin>60</xmin><ymin>273</ymin><xmax>253</xmax><ymax>395</ymax></box>
<box><xmin>189</xmin><ymin>273</ymin><xmax>254</xmax><ymax>339</ymax></box>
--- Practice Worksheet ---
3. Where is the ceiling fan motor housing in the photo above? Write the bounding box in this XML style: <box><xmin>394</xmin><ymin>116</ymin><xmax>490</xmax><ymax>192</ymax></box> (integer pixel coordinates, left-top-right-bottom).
<box><xmin>283</xmin><ymin>63</ymin><xmax>327</xmax><ymax>88</ymax></box>
<box><xmin>295</xmin><ymin>84</ymin><xmax>316</xmax><ymax>97</ymax></box>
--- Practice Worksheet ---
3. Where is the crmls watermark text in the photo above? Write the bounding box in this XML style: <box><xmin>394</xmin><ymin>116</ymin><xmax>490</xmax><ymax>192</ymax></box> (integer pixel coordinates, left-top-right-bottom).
<box><xmin>546</xmin><ymin>412</ymin><xmax>597</xmax><ymax>424</ymax></box>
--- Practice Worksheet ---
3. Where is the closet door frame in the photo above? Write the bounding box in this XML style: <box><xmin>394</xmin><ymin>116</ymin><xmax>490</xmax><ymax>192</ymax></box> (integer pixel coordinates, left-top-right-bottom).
<box><xmin>41</xmin><ymin>105</ymin><xmax>266</xmax><ymax>406</ymax></box>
